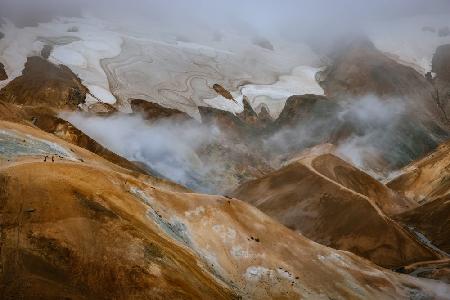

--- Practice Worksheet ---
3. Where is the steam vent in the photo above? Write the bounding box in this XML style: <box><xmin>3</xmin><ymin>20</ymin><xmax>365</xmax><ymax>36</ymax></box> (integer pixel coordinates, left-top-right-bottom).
<box><xmin>0</xmin><ymin>0</ymin><xmax>449</xmax><ymax>299</ymax></box>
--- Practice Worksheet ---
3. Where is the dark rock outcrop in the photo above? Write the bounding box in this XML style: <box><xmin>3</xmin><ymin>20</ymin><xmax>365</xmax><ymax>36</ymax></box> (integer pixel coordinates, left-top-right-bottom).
<box><xmin>302</xmin><ymin>38</ymin><xmax>450</xmax><ymax>173</ymax></box>
<box><xmin>438</xmin><ymin>26</ymin><xmax>450</xmax><ymax>37</ymax></box>
<box><xmin>252</xmin><ymin>37</ymin><xmax>274</xmax><ymax>51</ymax></box>
<box><xmin>319</xmin><ymin>38</ymin><xmax>434</xmax><ymax>102</ymax></box>
<box><xmin>257</xmin><ymin>105</ymin><xmax>273</xmax><ymax>125</ymax></box>
<box><xmin>0</xmin><ymin>56</ymin><xmax>87</xmax><ymax>109</ymax></box>
<box><xmin>201</xmin><ymin>96</ymin><xmax>272</xmax><ymax>136</ymax></box>
<box><xmin>199</xmin><ymin>106</ymin><xmax>251</xmax><ymax>139</ymax></box>
<box><xmin>0</xmin><ymin>62</ymin><xmax>7</xmax><ymax>81</ymax></box>
<box><xmin>130</xmin><ymin>99</ymin><xmax>191</xmax><ymax>122</ymax></box>
<box><xmin>236</xmin><ymin>96</ymin><xmax>259</xmax><ymax>126</ymax></box>
<box><xmin>67</xmin><ymin>26</ymin><xmax>79</xmax><ymax>33</ymax></box>
<box><xmin>212</xmin><ymin>84</ymin><xmax>234</xmax><ymax>101</ymax></box>
<box><xmin>422</xmin><ymin>26</ymin><xmax>436</xmax><ymax>33</ymax></box>
<box><xmin>432</xmin><ymin>44</ymin><xmax>450</xmax><ymax>81</ymax></box>
<box><xmin>432</xmin><ymin>44</ymin><xmax>450</xmax><ymax>123</ymax></box>
<box><xmin>273</xmin><ymin>94</ymin><xmax>337</xmax><ymax>128</ymax></box>
<box><xmin>41</xmin><ymin>44</ymin><xmax>53</xmax><ymax>59</ymax></box>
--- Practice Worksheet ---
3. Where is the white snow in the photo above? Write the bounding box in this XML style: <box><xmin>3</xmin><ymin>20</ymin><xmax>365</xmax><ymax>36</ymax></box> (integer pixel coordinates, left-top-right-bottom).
<box><xmin>4</xmin><ymin>13</ymin><xmax>450</xmax><ymax>117</ymax></box>
<box><xmin>0</xmin><ymin>16</ymin><xmax>121</xmax><ymax>105</ymax></box>
<box><xmin>204</xmin><ymin>66</ymin><xmax>324</xmax><ymax>118</ymax></box>
<box><xmin>367</xmin><ymin>14</ymin><xmax>450</xmax><ymax>74</ymax></box>
<box><xmin>84</xmin><ymin>94</ymin><xmax>100</xmax><ymax>105</ymax></box>
<box><xmin>240</xmin><ymin>66</ymin><xmax>324</xmax><ymax>118</ymax></box>
<box><xmin>174</xmin><ymin>41</ymin><xmax>233</xmax><ymax>56</ymax></box>
<box><xmin>0</xmin><ymin>20</ymin><xmax>47</xmax><ymax>87</ymax></box>
<box><xmin>0</xmin><ymin>15</ymin><xmax>324</xmax><ymax>115</ymax></box>
<box><xmin>48</xmin><ymin>21</ymin><xmax>122</xmax><ymax>105</ymax></box>
<box><xmin>51</xmin><ymin>47</ymin><xmax>87</xmax><ymax>67</ymax></box>
<box><xmin>203</xmin><ymin>92</ymin><xmax>245</xmax><ymax>114</ymax></box>
<box><xmin>96</xmin><ymin>23</ymin><xmax>323</xmax><ymax>118</ymax></box>
<box><xmin>87</xmin><ymin>85</ymin><xmax>116</xmax><ymax>104</ymax></box>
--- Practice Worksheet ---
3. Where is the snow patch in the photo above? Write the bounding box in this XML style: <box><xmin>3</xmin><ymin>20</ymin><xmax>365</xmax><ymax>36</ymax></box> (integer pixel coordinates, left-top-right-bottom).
<box><xmin>0</xmin><ymin>17</ymin><xmax>121</xmax><ymax>105</ymax></box>
<box><xmin>241</xmin><ymin>66</ymin><xmax>324</xmax><ymax>118</ymax></box>
<box><xmin>87</xmin><ymin>85</ymin><xmax>117</xmax><ymax>104</ymax></box>
<box><xmin>204</xmin><ymin>66</ymin><xmax>324</xmax><ymax>118</ymax></box>
<box><xmin>51</xmin><ymin>47</ymin><xmax>87</xmax><ymax>67</ymax></box>
<box><xmin>203</xmin><ymin>93</ymin><xmax>244</xmax><ymax>115</ymax></box>
<box><xmin>367</xmin><ymin>14</ymin><xmax>450</xmax><ymax>74</ymax></box>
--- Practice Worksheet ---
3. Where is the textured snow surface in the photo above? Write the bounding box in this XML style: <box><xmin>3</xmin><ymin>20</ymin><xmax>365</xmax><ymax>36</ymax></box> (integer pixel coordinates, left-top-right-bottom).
<box><xmin>367</xmin><ymin>14</ymin><xmax>450</xmax><ymax>74</ymax></box>
<box><xmin>204</xmin><ymin>65</ymin><xmax>324</xmax><ymax>118</ymax></box>
<box><xmin>0</xmin><ymin>16</ymin><xmax>323</xmax><ymax>117</ymax></box>
<box><xmin>2</xmin><ymin>14</ymin><xmax>448</xmax><ymax>116</ymax></box>
<box><xmin>0</xmin><ymin>17</ymin><xmax>121</xmax><ymax>104</ymax></box>
<box><xmin>87</xmin><ymin>85</ymin><xmax>116</xmax><ymax>104</ymax></box>
<box><xmin>240</xmin><ymin>66</ymin><xmax>324</xmax><ymax>117</ymax></box>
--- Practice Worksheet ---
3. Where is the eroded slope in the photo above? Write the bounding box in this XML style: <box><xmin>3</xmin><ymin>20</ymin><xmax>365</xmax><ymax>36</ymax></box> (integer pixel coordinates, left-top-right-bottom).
<box><xmin>233</xmin><ymin>146</ymin><xmax>439</xmax><ymax>268</ymax></box>
<box><xmin>1</xmin><ymin>121</ymin><xmax>448</xmax><ymax>299</ymax></box>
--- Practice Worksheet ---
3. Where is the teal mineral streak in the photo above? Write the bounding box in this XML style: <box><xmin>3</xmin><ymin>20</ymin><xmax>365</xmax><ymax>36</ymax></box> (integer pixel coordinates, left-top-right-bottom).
<box><xmin>0</xmin><ymin>130</ymin><xmax>74</xmax><ymax>158</ymax></box>
<box><xmin>129</xmin><ymin>186</ymin><xmax>192</xmax><ymax>247</ymax></box>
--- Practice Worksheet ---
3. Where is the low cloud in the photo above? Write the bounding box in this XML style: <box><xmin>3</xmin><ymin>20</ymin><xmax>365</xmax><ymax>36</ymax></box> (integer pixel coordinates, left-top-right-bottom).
<box><xmin>63</xmin><ymin>94</ymin><xmax>447</xmax><ymax>192</ymax></box>
<box><xmin>63</xmin><ymin>112</ymin><xmax>220</xmax><ymax>190</ymax></box>
<box><xmin>263</xmin><ymin>95</ymin><xmax>445</xmax><ymax>177</ymax></box>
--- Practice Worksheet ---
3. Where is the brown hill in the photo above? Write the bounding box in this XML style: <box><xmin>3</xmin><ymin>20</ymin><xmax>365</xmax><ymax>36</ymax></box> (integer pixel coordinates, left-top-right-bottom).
<box><xmin>432</xmin><ymin>44</ymin><xmax>450</xmax><ymax>81</ymax></box>
<box><xmin>0</xmin><ymin>56</ymin><xmax>87</xmax><ymax>109</ymax></box>
<box><xmin>0</xmin><ymin>100</ymin><xmax>149</xmax><ymax>176</ymax></box>
<box><xmin>397</xmin><ymin>194</ymin><xmax>450</xmax><ymax>254</ymax></box>
<box><xmin>394</xmin><ymin>193</ymin><xmax>450</xmax><ymax>283</ymax></box>
<box><xmin>1</xmin><ymin>120</ymin><xmax>448</xmax><ymax>299</ymax></box>
<box><xmin>0</xmin><ymin>62</ymin><xmax>7</xmax><ymax>81</ymax></box>
<box><xmin>319</xmin><ymin>38</ymin><xmax>434</xmax><ymax>102</ymax></box>
<box><xmin>318</xmin><ymin>38</ymin><xmax>449</xmax><ymax>144</ymax></box>
<box><xmin>233</xmin><ymin>145</ymin><xmax>439</xmax><ymax>268</ymax></box>
<box><xmin>388</xmin><ymin>140</ymin><xmax>450</xmax><ymax>268</ymax></box>
<box><xmin>432</xmin><ymin>44</ymin><xmax>450</xmax><ymax>124</ymax></box>
<box><xmin>272</xmin><ymin>94</ymin><xmax>338</xmax><ymax>129</ymax></box>
<box><xmin>388</xmin><ymin>141</ymin><xmax>450</xmax><ymax>203</ymax></box>
<box><xmin>130</xmin><ymin>98</ymin><xmax>192</xmax><ymax>122</ymax></box>
<box><xmin>309</xmin><ymin>149</ymin><xmax>416</xmax><ymax>215</ymax></box>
